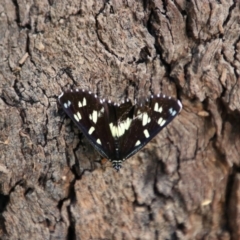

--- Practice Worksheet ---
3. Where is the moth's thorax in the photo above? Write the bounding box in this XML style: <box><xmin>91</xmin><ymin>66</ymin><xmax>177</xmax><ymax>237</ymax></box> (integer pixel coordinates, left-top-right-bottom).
<box><xmin>113</xmin><ymin>137</ymin><xmax>120</xmax><ymax>159</ymax></box>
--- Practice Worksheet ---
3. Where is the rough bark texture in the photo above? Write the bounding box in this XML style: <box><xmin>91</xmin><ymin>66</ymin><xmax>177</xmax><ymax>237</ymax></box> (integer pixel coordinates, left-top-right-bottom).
<box><xmin>0</xmin><ymin>0</ymin><xmax>239</xmax><ymax>239</ymax></box>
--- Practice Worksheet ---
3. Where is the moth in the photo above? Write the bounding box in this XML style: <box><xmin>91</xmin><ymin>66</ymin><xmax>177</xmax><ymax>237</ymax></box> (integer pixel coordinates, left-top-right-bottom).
<box><xmin>59</xmin><ymin>89</ymin><xmax>182</xmax><ymax>171</ymax></box>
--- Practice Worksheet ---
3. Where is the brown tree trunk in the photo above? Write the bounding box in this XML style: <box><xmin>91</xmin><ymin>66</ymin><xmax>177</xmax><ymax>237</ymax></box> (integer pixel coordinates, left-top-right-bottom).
<box><xmin>0</xmin><ymin>0</ymin><xmax>239</xmax><ymax>239</ymax></box>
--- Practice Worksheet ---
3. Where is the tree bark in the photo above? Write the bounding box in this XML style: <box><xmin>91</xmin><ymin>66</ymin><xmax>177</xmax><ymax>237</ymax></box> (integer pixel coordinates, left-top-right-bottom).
<box><xmin>0</xmin><ymin>0</ymin><xmax>239</xmax><ymax>239</ymax></box>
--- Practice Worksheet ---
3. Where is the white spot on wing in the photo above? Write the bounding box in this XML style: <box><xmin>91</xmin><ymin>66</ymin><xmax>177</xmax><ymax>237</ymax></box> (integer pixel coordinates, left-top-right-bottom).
<box><xmin>109</xmin><ymin>123</ymin><xmax>118</xmax><ymax>138</ymax></box>
<box><xmin>158</xmin><ymin>117</ymin><xmax>163</xmax><ymax>125</ymax></box>
<box><xmin>160</xmin><ymin>119</ymin><xmax>166</xmax><ymax>126</ymax></box>
<box><xmin>78</xmin><ymin>101</ymin><xmax>82</xmax><ymax>107</ymax></box>
<box><xmin>118</xmin><ymin>122</ymin><xmax>125</xmax><ymax>136</ymax></box>
<box><xmin>135</xmin><ymin>140</ymin><xmax>141</xmax><ymax>146</ymax></box>
<box><xmin>144</xmin><ymin>129</ymin><xmax>150</xmax><ymax>138</ymax></box>
<box><xmin>77</xmin><ymin>112</ymin><xmax>82</xmax><ymax>120</ymax></box>
<box><xmin>125</xmin><ymin>118</ymin><xmax>132</xmax><ymax>130</ymax></box>
<box><xmin>82</xmin><ymin>97</ymin><xmax>87</xmax><ymax>106</ymax></box>
<box><xmin>88</xmin><ymin>126</ymin><xmax>95</xmax><ymax>135</ymax></box>
<box><xmin>147</xmin><ymin>116</ymin><xmax>151</xmax><ymax>123</ymax></box>
<box><xmin>92</xmin><ymin>110</ymin><xmax>98</xmax><ymax>123</ymax></box>
<box><xmin>74</xmin><ymin>114</ymin><xmax>79</xmax><ymax>121</ymax></box>
<box><xmin>169</xmin><ymin>108</ymin><xmax>176</xmax><ymax>116</ymax></box>
<box><xmin>96</xmin><ymin>139</ymin><xmax>101</xmax><ymax>145</ymax></box>
<box><xmin>154</xmin><ymin>102</ymin><xmax>163</xmax><ymax>113</ymax></box>
<box><xmin>142</xmin><ymin>113</ymin><xmax>149</xmax><ymax>126</ymax></box>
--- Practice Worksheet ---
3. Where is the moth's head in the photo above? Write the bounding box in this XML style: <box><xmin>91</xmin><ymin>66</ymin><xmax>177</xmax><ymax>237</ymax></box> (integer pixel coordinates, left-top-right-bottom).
<box><xmin>112</xmin><ymin>161</ymin><xmax>122</xmax><ymax>172</ymax></box>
